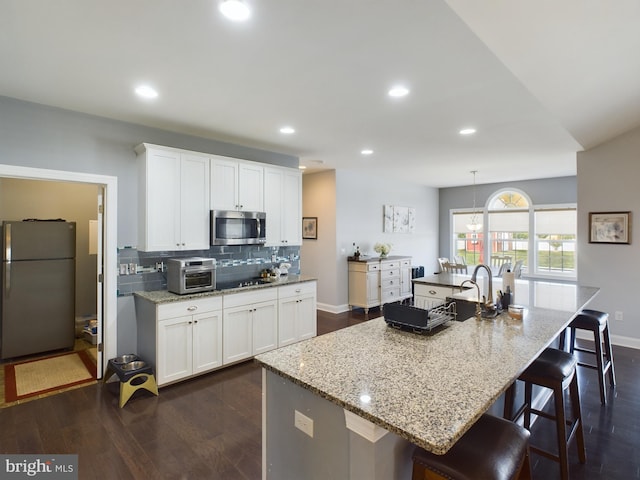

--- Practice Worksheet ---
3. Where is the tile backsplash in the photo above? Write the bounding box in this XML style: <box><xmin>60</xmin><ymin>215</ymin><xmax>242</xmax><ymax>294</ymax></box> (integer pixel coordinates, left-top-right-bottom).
<box><xmin>117</xmin><ymin>244</ymin><xmax>300</xmax><ymax>296</ymax></box>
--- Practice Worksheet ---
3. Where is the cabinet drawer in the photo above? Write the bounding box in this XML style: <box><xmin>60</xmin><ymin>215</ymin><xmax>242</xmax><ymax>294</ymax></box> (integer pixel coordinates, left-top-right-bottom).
<box><xmin>381</xmin><ymin>287</ymin><xmax>401</xmax><ymax>303</ymax></box>
<box><xmin>279</xmin><ymin>281</ymin><xmax>316</xmax><ymax>299</ymax></box>
<box><xmin>380</xmin><ymin>261</ymin><xmax>399</xmax><ymax>270</ymax></box>
<box><xmin>414</xmin><ymin>284</ymin><xmax>453</xmax><ymax>300</ymax></box>
<box><xmin>381</xmin><ymin>277</ymin><xmax>400</xmax><ymax>289</ymax></box>
<box><xmin>224</xmin><ymin>287</ymin><xmax>278</xmax><ymax>308</ymax></box>
<box><xmin>348</xmin><ymin>261</ymin><xmax>379</xmax><ymax>273</ymax></box>
<box><xmin>400</xmin><ymin>259</ymin><xmax>411</xmax><ymax>268</ymax></box>
<box><xmin>158</xmin><ymin>296</ymin><xmax>222</xmax><ymax>320</ymax></box>
<box><xmin>381</xmin><ymin>269</ymin><xmax>399</xmax><ymax>279</ymax></box>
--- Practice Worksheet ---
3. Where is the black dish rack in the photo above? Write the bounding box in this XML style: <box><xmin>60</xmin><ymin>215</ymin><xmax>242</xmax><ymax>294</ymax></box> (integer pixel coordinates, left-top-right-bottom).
<box><xmin>383</xmin><ymin>301</ymin><xmax>456</xmax><ymax>334</ymax></box>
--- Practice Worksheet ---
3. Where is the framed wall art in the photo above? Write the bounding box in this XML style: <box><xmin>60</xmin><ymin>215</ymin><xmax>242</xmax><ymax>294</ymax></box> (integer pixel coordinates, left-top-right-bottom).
<box><xmin>589</xmin><ymin>211</ymin><xmax>631</xmax><ymax>244</ymax></box>
<box><xmin>302</xmin><ymin>217</ymin><xmax>318</xmax><ymax>239</ymax></box>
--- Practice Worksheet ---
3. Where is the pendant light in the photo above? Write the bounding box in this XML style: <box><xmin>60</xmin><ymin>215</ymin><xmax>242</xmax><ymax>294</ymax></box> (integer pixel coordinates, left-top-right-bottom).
<box><xmin>466</xmin><ymin>170</ymin><xmax>483</xmax><ymax>231</ymax></box>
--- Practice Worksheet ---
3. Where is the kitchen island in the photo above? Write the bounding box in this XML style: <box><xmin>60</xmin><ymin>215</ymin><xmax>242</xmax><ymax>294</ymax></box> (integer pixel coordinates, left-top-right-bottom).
<box><xmin>255</xmin><ymin>279</ymin><xmax>598</xmax><ymax>479</ymax></box>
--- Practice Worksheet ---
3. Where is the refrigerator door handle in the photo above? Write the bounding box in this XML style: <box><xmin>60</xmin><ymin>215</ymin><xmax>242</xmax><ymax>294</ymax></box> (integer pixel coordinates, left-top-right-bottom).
<box><xmin>4</xmin><ymin>262</ymin><xmax>9</xmax><ymax>295</ymax></box>
<box><xmin>4</xmin><ymin>223</ymin><xmax>11</xmax><ymax>262</ymax></box>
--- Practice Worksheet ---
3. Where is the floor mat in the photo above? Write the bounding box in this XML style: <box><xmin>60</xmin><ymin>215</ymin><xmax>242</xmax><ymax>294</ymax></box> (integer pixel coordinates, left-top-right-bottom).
<box><xmin>3</xmin><ymin>350</ymin><xmax>96</xmax><ymax>405</ymax></box>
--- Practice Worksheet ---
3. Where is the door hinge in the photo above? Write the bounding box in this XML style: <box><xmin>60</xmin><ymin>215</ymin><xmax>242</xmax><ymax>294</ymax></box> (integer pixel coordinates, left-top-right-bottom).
<box><xmin>98</xmin><ymin>273</ymin><xmax>103</xmax><ymax>283</ymax></box>
<box><xmin>98</xmin><ymin>343</ymin><xmax>104</xmax><ymax>352</ymax></box>
<box><xmin>98</xmin><ymin>205</ymin><xmax>104</xmax><ymax>214</ymax></box>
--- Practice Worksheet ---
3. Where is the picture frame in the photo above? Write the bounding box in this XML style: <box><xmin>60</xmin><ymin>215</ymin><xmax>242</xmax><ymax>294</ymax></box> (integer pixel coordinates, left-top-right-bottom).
<box><xmin>589</xmin><ymin>211</ymin><xmax>631</xmax><ymax>244</ymax></box>
<box><xmin>302</xmin><ymin>217</ymin><xmax>318</xmax><ymax>239</ymax></box>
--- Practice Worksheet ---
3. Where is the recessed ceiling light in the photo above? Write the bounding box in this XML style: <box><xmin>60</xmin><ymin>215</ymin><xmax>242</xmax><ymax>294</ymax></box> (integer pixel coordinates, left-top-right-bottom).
<box><xmin>279</xmin><ymin>126</ymin><xmax>295</xmax><ymax>134</ymax></box>
<box><xmin>388</xmin><ymin>85</ymin><xmax>409</xmax><ymax>98</ymax></box>
<box><xmin>361</xmin><ymin>149</ymin><xmax>374</xmax><ymax>155</ymax></box>
<box><xmin>219</xmin><ymin>0</ymin><xmax>251</xmax><ymax>21</ymax></box>
<box><xmin>135</xmin><ymin>85</ymin><xmax>158</xmax><ymax>99</ymax></box>
<box><xmin>298</xmin><ymin>165</ymin><xmax>307</xmax><ymax>170</ymax></box>
<box><xmin>459</xmin><ymin>128</ymin><xmax>477</xmax><ymax>135</ymax></box>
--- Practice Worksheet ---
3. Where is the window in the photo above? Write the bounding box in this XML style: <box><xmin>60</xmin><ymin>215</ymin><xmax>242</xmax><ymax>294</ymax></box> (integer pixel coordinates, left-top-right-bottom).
<box><xmin>534</xmin><ymin>208</ymin><xmax>576</xmax><ymax>276</ymax></box>
<box><xmin>451</xmin><ymin>189</ymin><xmax>577</xmax><ymax>279</ymax></box>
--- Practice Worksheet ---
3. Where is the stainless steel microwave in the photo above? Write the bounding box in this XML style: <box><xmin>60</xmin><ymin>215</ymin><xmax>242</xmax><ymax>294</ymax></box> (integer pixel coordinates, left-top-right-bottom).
<box><xmin>210</xmin><ymin>210</ymin><xmax>266</xmax><ymax>246</ymax></box>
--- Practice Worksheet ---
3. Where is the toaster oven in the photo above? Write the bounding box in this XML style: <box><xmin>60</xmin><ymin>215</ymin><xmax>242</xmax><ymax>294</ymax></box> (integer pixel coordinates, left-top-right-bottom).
<box><xmin>167</xmin><ymin>257</ymin><xmax>216</xmax><ymax>295</ymax></box>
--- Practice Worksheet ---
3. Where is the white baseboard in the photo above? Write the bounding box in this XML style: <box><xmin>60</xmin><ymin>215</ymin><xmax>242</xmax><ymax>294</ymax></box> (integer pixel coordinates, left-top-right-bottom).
<box><xmin>317</xmin><ymin>302</ymin><xmax>350</xmax><ymax>314</ymax></box>
<box><xmin>574</xmin><ymin>330</ymin><xmax>640</xmax><ymax>350</ymax></box>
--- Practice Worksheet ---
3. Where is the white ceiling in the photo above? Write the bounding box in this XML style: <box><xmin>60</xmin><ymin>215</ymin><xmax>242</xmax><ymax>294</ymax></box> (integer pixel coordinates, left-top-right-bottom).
<box><xmin>1</xmin><ymin>0</ymin><xmax>639</xmax><ymax>187</ymax></box>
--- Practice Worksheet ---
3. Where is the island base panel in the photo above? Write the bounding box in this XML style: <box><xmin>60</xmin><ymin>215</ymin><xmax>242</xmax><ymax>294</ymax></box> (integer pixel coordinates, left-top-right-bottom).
<box><xmin>263</xmin><ymin>369</ymin><xmax>413</xmax><ymax>479</ymax></box>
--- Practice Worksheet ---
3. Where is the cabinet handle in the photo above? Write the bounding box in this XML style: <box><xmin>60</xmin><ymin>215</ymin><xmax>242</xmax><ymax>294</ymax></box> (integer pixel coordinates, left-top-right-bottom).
<box><xmin>295</xmin><ymin>288</ymin><xmax>301</xmax><ymax>293</ymax></box>
<box><xmin>429</xmin><ymin>290</ymin><xmax>436</xmax><ymax>295</ymax></box>
<box><xmin>194</xmin><ymin>320</ymin><xmax>198</xmax><ymax>324</ymax></box>
<box><xmin>188</xmin><ymin>321</ymin><xmax>193</xmax><ymax>324</ymax></box>
<box><xmin>390</xmin><ymin>280</ymin><xmax>394</xmax><ymax>284</ymax></box>
<box><xmin>187</xmin><ymin>306</ymin><xmax>197</xmax><ymax>311</ymax></box>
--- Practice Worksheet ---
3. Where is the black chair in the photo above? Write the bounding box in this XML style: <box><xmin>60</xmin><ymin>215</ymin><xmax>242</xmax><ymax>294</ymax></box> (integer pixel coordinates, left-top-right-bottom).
<box><xmin>412</xmin><ymin>414</ymin><xmax>532</xmax><ymax>480</ymax></box>
<box><xmin>562</xmin><ymin>309</ymin><xmax>616</xmax><ymax>404</ymax></box>
<box><xmin>503</xmin><ymin>348</ymin><xmax>586</xmax><ymax>480</ymax></box>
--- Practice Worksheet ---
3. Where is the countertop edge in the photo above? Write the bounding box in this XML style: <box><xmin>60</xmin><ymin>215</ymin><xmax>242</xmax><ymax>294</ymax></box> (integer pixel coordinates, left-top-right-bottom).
<box><xmin>134</xmin><ymin>275</ymin><xmax>317</xmax><ymax>304</ymax></box>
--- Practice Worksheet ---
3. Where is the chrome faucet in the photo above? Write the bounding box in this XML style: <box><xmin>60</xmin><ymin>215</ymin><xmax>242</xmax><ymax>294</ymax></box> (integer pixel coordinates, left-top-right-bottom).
<box><xmin>471</xmin><ymin>264</ymin><xmax>498</xmax><ymax>318</ymax></box>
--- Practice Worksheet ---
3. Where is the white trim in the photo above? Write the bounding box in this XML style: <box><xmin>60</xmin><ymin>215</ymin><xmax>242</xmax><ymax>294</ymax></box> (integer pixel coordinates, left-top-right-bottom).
<box><xmin>343</xmin><ymin>409</ymin><xmax>389</xmax><ymax>443</ymax></box>
<box><xmin>317</xmin><ymin>302</ymin><xmax>349</xmax><ymax>314</ymax></box>
<box><xmin>0</xmin><ymin>164</ymin><xmax>118</xmax><ymax>376</ymax></box>
<box><xmin>262</xmin><ymin>368</ymin><xmax>267</xmax><ymax>480</ymax></box>
<box><xmin>575</xmin><ymin>330</ymin><xmax>640</xmax><ymax>350</ymax></box>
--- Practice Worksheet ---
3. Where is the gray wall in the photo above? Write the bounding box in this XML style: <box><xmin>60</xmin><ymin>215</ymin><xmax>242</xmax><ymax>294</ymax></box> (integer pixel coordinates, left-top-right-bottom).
<box><xmin>438</xmin><ymin>176</ymin><xmax>577</xmax><ymax>260</ymax></box>
<box><xmin>577</xmin><ymin>126</ymin><xmax>640</xmax><ymax>348</ymax></box>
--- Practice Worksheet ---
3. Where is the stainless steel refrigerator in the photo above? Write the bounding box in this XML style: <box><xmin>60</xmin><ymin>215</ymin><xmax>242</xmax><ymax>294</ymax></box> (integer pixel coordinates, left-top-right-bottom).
<box><xmin>1</xmin><ymin>220</ymin><xmax>76</xmax><ymax>359</ymax></box>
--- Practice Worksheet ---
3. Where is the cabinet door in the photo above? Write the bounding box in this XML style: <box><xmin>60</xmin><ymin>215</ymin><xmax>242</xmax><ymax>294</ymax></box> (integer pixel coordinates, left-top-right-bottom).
<box><xmin>366</xmin><ymin>271</ymin><xmax>380</xmax><ymax>305</ymax></box>
<box><xmin>222</xmin><ymin>306</ymin><xmax>253</xmax><ymax>364</ymax></box>
<box><xmin>400</xmin><ymin>264</ymin><xmax>412</xmax><ymax>298</ymax></box>
<box><xmin>210</xmin><ymin>157</ymin><xmax>239</xmax><ymax>211</ymax></box>
<box><xmin>142</xmin><ymin>149</ymin><xmax>181</xmax><ymax>251</ymax></box>
<box><xmin>297</xmin><ymin>295</ymin><xmax>317</xmax><ymax>341</ymax></box>
<box><xmin>278</xmin><ymin>297</ymin><xmax>298</xmax><ymax>347</ymax></box>
<box><xmin>192</xmin><ymin>310</ymin><xmax>223</xmax><ymax>374</ymax></box>
<box><xmin>157</xmin><ymin>316</ymin><xmax>192</xmax><ymax>385</ymax></box>
<box><xmin>252</xmin><ymin>300</ymin><xmax>278</xmax><ymax>355</ymax></box>
<box><xmin>238</xmin><ymin>162</ymin><xmax>264</xmax><ymax>211</ymax></box>
<box><xmin>180</xmin><ymin>153</ymin><xmax>210</xmax><ymax>250</ymax></box>
<box><xmin>264</xmin><ymin>167</ymin><xmax>284</xmax><ymax>246</ymax></box>
<box><xmin>281</xmin><ymin>169</ymin><xmax>301</xmax><ymax>245</ymax></box>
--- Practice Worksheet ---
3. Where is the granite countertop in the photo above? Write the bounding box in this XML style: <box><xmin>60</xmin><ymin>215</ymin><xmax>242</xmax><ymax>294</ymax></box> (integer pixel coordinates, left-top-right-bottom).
<box><xmin>255</xmin><ymin>281</ymin><xmax>599</xmax><ymax>455</ymax></box>
<box><xmin>134</xmin><ymin>274</ymin><xmax>316</xmax><ymax>304</ymax></box>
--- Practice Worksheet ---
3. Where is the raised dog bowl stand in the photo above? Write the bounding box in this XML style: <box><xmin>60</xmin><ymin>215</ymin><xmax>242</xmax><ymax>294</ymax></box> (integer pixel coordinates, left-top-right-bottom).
<box><xmin>104</xmin><ymin>355</ymin><xmax>158</xmax><ymax>408</ymax></box>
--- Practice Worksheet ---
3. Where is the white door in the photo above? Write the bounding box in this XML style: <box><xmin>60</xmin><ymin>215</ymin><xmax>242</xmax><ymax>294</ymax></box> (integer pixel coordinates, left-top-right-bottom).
<box><xmin>180</xmin><ymin>153</ymin><xmax>210</xmax><ymax>250</ymax></box>
<box><xmin>222</xmin><ymin>306</ymin><xmax>253</xmax><ymax>364</ymax></box>
<box><xmin>297</xmin><ymin>295</ymin><xmax>317</xmax><ymax>341</ymax></box>
<box><xmin>157</xmin><ymin>316</ymin><xmax>192</xmax><ymax>385</ymax></box>
<box><xmin>192</xmin><ymin>310</ymin><xmax>223</xmax><ymax>374</ymax></box>
<box><xmin>282</xmin><ymin>169</ymin><xmax>302</xmax><ymax>245</ymax></box>
<box><xmin>264</xmin><ymin>167</ymin><xmax>283</xmax><ymax>246</ymax></box>
<box><xmin>278</xmin><ymin>297</ymin><xmax>298</xmax><ymax>347</ymax></box>
<box><xmin>95</xmin><ymin>189</ymin><xmax>104</xmax><ymax>377</ymax></box>
<box><xmin>252</xmin><ymin>301</ymin><xmax>278</xmax><ymax>355</ymax></box>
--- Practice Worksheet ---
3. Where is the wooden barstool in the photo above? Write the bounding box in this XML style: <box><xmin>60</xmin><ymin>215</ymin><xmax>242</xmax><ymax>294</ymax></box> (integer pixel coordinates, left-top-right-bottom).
<box><xmin>503</xmin><ymin>348</ymin><xmax>586</xmax><ymax>480</ymax></box>
<box><xmin>412</xmin><ymin>414</ymin><xmax>532</xmax><ymax>480</ymax></box>
<box><xmin>565</xmin><ymin>309</ymin><xmax>616</xmax><ymax>404</ymax></box>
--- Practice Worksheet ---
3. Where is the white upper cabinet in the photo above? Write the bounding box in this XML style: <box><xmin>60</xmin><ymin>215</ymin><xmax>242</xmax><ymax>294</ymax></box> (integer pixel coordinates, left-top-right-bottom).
<box><xmin>210</xmin><ymin>156</ymin><xmax>264</xmax><ymax>212</ymax></box>
<box><xmin>136</xmin><ymin>144</ymin><xmax>210</xmax><ymax>252</ymax></box>
<box><xmin>264</xmin><ymin>166</ymin><xmax>302</xmax><ymax>246</ymax></box>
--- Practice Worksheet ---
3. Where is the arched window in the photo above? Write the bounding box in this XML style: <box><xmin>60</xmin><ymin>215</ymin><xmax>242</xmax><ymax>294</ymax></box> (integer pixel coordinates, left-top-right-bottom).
<box><xmin>487</xmin><ymin>189</ymin><xmax>530</xmax><ymax>275</ymax></box>
<box><xmin>451</xmin><ymin>189</ymin><xmax>576</xmax><ymax>279</ymax></box>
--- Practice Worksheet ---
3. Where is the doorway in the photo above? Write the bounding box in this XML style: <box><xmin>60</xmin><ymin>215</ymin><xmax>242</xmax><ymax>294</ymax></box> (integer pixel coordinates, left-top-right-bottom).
<box><xmin>0</xmin><ymin>164</ymin><xmax>117</xmax><ymax>379</ymax></box>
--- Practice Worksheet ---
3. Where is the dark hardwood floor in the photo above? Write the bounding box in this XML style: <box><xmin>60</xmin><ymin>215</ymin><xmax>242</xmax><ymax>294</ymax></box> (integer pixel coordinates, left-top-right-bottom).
<box><xmin>0</xmin><ymin>308</ymin><xmax>638</xmax><ymax>479</ymax></box>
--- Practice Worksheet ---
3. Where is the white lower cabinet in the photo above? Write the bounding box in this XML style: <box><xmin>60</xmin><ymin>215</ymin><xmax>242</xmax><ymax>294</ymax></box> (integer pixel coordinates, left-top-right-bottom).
<box><xmin>278</xmin><ymin>281</ymin><xmax>317</xmax><ymax>347</ymax></box>
<box><xmin>222</xmin><ymin>289</ymin><xmax>278</xmax><ymax>365</ymax></box>
<box><xmin>136</xmin><ymin>296</ymin><xmax>223</xmax><ymax>387</ymax></box>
